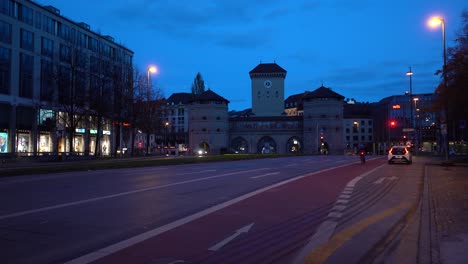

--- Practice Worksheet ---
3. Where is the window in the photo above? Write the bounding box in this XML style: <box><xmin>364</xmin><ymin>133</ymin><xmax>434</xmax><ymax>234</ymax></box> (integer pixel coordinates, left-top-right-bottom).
<box><xmin>178</xmin><ymin>108</ymin><xmax>184</xmax><ymax>115</ymax></box>
<box><xmin>59</xmin><ymin>44</ymin><xmax>70</xmax><ymax>63</ymax></box>
<box><xmin>35</xmin><ymin>11</ymin><xmax>41</xmax><ymax>29</ymax></box>
<box><xmin>0</xmin><ymin>47</ymin><xmax>11</xmax><ymax>94</ymax></box>
<box><xmin>361</xmin><ymin>128</ymin><xmax>365</xmax><ymax>133</ymax></box>
<box><xmin>40</xmin><ymin>59</ymin><xmax>53</xmax><ymax>101</ymax></box>
<box><xmin>0</xmin><ymin>20</ymin><xmax>11</xmax><ymax>44</ymax></box>
<box><xmin>368</xmin><ymin>128</ymin><xmax>373</xmax><ymax>133</ymax></box>
<box><xmin>368</xmin><ymin>120</ymin><xmax>372</xmax><ymax>126</ymax></box>
<box><xmin>202</xmin><ymin>116</ymin><xmax>207</xmax><ymax>120</ymax></box>
<box><xmin>58</xmin><ymin>23</ymin><xmax>71</xmax><ymax>41</ymax></box>
<box><xmin>41</xmin><ymin>37</ymin><xmax>53</xmax><ymax>58</ymax></box>
<box><xmin>361</xmin><ymin>120</ymin><xmax>365</xmax><ymax>126</ymax></box>
<box><xmin>346</xmin><ymin>136</ymin><xmax>350</xmax><ymax>141</ymax></box>
<box><xmin>77</xmin><ymin>31</ymin><xmax>87</xmax><ymax>47</ymax></box>
<box><xmin>20</xmin><ymin>29</ymin><xmax>34</xmax><ymax>51</ymax></box>
<box><xmin>346</xmin><ymin>128</ymin><xmax>350</xmax><ymax>133</ymax></box>
<box><xmin>368</xmin><ymin>135</ymin><xmax>373</xmax><ymax>141</ymax></box>
<box><xmin>353</xmin><ymin>136</ymin><xmax>358</xmax><ymax>141</ymax></box>
<box><xmin>0</xmin><ymin>0</ymin><xmax>13</xmax><ymax>16</ymax></box>
<box><xmin>361</xmin><ymin>136</ymin><xmax>365</xmax><ymax>141</ymax></box>
<box><xmin>88</xmin><ymin>37</ymin><xmax>99</xmax><ymax>52</ymax></box>
<box><xmin>43</xmin><ymin>16</ymin><xmax>56</xmax><ymax>35</ymax></box>
<box><xmin>19</xmin><ymin>53</ymin><xmax>34</xmax><ymax>98</ymax></box>
<box><xmin>18</xmin><ymin>4</ymin><xmax>33</xmax><ymax>26</ymax></box>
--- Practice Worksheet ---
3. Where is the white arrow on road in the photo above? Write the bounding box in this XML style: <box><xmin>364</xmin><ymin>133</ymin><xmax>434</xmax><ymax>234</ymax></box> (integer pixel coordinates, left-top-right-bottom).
<box><xmin>208</xmin><ymin>223</ymin><xmax>255</xmax><ymax>251</ymax></box>
<box><xmin>374</xmin><ymin>176</ymin><xmax>398</xmax><ymax>184</ymax></box>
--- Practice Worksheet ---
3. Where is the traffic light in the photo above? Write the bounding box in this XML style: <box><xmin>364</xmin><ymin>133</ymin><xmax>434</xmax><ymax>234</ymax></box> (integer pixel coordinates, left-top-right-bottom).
<box><xmin>390</xmin><ymin>120</ymin><xmax>396</xmax><ymax>128</ymax></box>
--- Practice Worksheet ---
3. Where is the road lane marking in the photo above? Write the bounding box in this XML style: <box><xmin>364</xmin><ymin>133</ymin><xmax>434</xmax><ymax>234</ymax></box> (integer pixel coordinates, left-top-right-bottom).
<box><xmin>328</xmin><ymin>212</ymin><xmax>342</xmax><ymax>218</ymax></box>
<box><xmin>336</xmin><ymin>199</ymin><xmax>349</xmax><ymax>204</ymax></box>
<box><xmin>176</xmin><ymin>169</ymin><xmax>217</xmax><ymax>176</ymax></box>
<box><xmin>65</xmin><ymin>161</ymin><xmax>358</xmax><ymax>264</ymax></box>
<box><xmin>374</xmin><ymin>176</ymin><xmax>398</xmax><ymax>184</ymax></box>
<box><xmin>208</xmin><ymin>223</ymin><xmax>254</xmax><ymax>251</ymax></box>
<box><xmin>338</xmin><ymin>194</ymin><xmax>351</xmax><ymax>199</ymax></box>
<box><xmin>303</xmin><ymin>202</ymin><xmax>412</xmax><ymax>264</ymax></box>
<box><xmin>0</xmin><ymin>168</ymin><xmax>270</xmax><ymax>221</ymax></box>
<box><xmin>331</xmin><ymin>205</ymin><xmax>346</xmax><ymax>211</ymax></box>
<box><xmin>250</xmin><ymin>172</ymin><xmax>281</xmax><ymax>179</ymax></box>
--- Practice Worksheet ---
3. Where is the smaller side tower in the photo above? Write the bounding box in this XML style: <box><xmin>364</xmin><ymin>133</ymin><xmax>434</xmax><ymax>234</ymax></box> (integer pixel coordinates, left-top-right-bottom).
<box><xmin>188</xmin><ymin>90</ymin><xmax>230</xmax><ymax>154</ymax></box>
<box><xmin>302</xmin><ymin>86</ymin><xmax>345</xmax><ymax>154</ymax></box>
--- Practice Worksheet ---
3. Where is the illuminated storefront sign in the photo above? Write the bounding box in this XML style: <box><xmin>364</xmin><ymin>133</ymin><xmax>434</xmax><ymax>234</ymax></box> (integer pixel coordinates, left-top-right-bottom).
<box><xmin>103</xmin><ymin>130</ymin><xmax>111</xmax><ymax>135</ymax></box>
<box><xmin>75</xmin><ymin>128</ymin><xmax>86</xmax><ymax>133</ymax></box>
<box><xmin>0</xmin><ymin>132</ymin><xmax>8</xmax><ymax>153</ymax></box>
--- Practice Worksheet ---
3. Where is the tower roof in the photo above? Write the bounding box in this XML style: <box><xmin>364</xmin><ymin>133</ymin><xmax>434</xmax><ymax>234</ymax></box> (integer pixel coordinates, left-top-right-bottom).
<box><xmin>249</xmin><ymin>63</ymin><xmax>287</xmax><ymax>74</ymax></box>
<box><xmin>303</xmin><ymin>86</ymin><xmax>345</xmax><ymax>100</ymax></box>
<box><xmin>191</xmin><ymin>90</ymin><xmax>230</xmax><ymax>104</ymax></box>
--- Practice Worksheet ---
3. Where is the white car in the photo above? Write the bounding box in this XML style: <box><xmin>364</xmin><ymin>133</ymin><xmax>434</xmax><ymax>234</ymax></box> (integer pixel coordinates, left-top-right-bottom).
<box><xmin>388</xmin><ymin>146</ymin><xmax>412</xmax><ymax>164</ymax></box>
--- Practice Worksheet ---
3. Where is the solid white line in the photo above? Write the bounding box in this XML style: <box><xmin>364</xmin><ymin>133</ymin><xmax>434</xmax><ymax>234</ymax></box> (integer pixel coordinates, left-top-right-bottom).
<box><xmin>250</xmin><ymin>172</ymin><xmax>280</xmax><ymax>179</ymax></box>
<box><xmin>338</xmin><ymin>194</ymin><xmax>351</xmax><ymax>199</ymax></box>
<box><xmin>65</xmin><ymin>161</ymin><xmax>356</xmax><ymax>264</ymax></box>
<box><xmin>0</xmin><ymin>168</ymin><xmax>269</xmax><ymax>221</ymax></box>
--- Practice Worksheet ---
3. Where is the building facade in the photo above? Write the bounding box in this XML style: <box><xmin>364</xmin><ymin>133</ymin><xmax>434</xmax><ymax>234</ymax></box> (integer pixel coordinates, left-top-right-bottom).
<box><xmin>0</xmin><ymin>0</ymin><xmax>134</xmax><ymax>156</ymax></box>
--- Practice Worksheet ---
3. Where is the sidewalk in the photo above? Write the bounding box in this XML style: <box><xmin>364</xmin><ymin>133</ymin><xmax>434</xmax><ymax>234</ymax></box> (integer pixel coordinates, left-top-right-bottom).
<box><xmin>378</xmin><ymin>160</ymin><xmax>468</xmax><ymax>264</ymax></box>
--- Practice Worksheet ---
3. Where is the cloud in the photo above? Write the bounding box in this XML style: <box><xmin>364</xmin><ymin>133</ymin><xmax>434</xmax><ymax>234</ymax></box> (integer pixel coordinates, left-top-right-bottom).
<box><xmin>110</xmin><ymin>0</ymin><xmax>289</xmax><ymax>49</ymax></box>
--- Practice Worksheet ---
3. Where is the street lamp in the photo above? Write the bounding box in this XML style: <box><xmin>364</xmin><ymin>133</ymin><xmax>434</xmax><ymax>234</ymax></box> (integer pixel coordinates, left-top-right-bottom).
<box><xmin>413</xmin><ymin>97</ymin><xmax>419</xmax><ymax>150</ymax></box>
<box><xmin>145</xmin><ymin>65</ymin><xmax>157</xmax><ymax>155</ymax></box>
<box><xmin>428</xmin><ymin>16</ymin><xmax>449</xmax><ymax>161</ymax></box>
<box><xmin>164</xmin><ymin>121</ymin><xmax>169</xmax><ymax>154</ymax></box>
<box><xmin>406</xmin><ymin>67</ymin><xmax>414</xmax><ymax>128</ymax></box>
<box><xmin>147</xmin><ymin>65</ymin><xmax>157</xmax><ymax>91</ymax></box>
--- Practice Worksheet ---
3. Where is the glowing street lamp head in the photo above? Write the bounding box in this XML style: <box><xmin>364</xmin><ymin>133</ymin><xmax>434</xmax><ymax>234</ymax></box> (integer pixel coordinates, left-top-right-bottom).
<box><xmin>148</xmin><ymin>65</ymin><xmax>158</xmax><ymax>74</ymax></box>
<box><xmin>428</xmin><ymin>17</ymin><xmax>444</xmax><ymax>28</ymax></box>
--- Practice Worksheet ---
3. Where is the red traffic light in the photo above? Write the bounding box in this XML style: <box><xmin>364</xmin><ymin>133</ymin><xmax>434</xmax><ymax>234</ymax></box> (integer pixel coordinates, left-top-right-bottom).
<box><xmin>390</xmin><ymin>120</ymin><xmax>396</xmax><ymax>127</ymax></box>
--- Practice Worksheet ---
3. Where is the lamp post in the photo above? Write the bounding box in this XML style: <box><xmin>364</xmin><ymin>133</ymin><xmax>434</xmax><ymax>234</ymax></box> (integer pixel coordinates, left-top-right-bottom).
<box><xmin>413</xmin><ymin>97</ymin><xmax>419</xmax><ymax>150</ymax></box>
<box><xmin>145</xmin><ymin>65</ymin><xmax>157</xmax><ymax>155</ymax></box>
<box><xmin>164</xmin><ymin>121</ymin><xmax>169</xmax><ymax>155</ymax></box>
<box><xmin>406</xmin><ymin>67</ymin><xmax>414</xmax><ymax>128</ymax></box>
<box><xmin>428</xmin><ymin>16</ymin><xmax>449</xmax><ymax>161</ymax></box>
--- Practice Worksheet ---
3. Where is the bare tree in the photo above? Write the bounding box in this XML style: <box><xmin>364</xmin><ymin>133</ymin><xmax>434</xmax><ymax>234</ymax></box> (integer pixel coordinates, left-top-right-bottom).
<box><xmin>131</xmin><ymin>69</ymin><xmax>165</xmax><ymax>155</ymax></box>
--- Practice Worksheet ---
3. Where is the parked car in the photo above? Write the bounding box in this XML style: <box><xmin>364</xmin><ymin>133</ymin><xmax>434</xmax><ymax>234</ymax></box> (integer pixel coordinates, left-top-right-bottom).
<box><xmin>388</xmin><ymin>146</ymin><xmax>412</xmax><ymax>164</ymax></box>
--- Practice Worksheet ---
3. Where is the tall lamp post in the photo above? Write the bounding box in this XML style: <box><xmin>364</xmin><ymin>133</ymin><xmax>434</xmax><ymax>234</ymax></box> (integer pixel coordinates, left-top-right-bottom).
<box><xmin>146</xmin><ymin>65</ymin><xmax>157</xmax><ymax>155</ymax></box>
<box><xmin>164</xmin><ymin>121</ymin><xmax>169</xmax><ymax>155</ymax></box>
<box><xmin>406</xmin><ymin>67</ymin><xmax>414</xmax><ymax>141</ymax></box>
<box><xmin>428</xmin><ymin>16</ymin><xmax>449</xmax><ymax>161</ymax></box>
<box><xmin>413</xmin><ymin>97</ymin><xmax>420</xmax><ymax>150</ymax></box>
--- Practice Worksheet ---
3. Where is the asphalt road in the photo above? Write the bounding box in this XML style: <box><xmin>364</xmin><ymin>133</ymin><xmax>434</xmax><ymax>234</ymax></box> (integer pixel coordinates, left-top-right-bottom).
<box><xmin>0</xmin><ymin>155</ymin><xmax>406</xmax><ymax>264</ymax></box>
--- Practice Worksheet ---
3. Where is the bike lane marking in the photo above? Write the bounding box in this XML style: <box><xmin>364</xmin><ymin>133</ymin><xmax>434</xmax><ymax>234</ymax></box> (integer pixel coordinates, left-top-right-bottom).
<box><xmin>293</xmin><ymin>164</ymin><xmax>385</xmax><ymax>263</ymax></box>
<box><xmin>67</xmin><ymin>159</ymin><xmax>386</xmax><ymax>264</ymax></box>
<box><xmin>302</xmin><ymin>202</ymin><xmax>411</xmax><ymax>264</ymax></box>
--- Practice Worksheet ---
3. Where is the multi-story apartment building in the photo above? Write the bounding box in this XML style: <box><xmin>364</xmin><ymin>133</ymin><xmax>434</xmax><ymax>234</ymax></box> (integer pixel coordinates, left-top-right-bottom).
<box><xmin>0</xmin><ymin>0</ymin><xmax>133</xmax><ymax>156</ymax></box>
<box><xmin>343</xmin><ymin>101</ymin><xmax>373</xmax><ymax>153</ymax></box>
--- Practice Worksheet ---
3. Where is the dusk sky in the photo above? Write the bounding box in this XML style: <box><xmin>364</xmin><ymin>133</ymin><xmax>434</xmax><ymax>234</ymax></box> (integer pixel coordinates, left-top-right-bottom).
<box><xmin>39</xmin><ymin>0</ymin><xmax>466</xmax><ymax>111</ymax></box>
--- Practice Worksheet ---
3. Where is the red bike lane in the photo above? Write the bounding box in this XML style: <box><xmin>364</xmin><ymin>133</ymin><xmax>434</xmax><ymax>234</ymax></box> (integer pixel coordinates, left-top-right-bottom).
<box><xmin>85</xmin><ymin>158</ymin><xmax>386</xmax><ymax>264</ymax></box>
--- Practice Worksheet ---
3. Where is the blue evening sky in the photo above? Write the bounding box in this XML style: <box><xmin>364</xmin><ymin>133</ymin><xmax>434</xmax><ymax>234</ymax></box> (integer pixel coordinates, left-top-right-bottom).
<box><xmin>39</xmin><ymin>0</ymin><xmax>466</xmax><ymax>111</ymax></box>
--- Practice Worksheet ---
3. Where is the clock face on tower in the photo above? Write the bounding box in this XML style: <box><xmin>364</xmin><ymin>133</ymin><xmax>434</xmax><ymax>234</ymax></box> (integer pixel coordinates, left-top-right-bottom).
<box><xmin>264</xmin><ymin>80</ymin><xmax>272</xmax><ymax>88</ymax></box>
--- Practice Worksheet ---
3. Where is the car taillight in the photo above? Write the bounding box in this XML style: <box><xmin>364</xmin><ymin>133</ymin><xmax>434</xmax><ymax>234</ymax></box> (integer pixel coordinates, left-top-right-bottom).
<box><xmin>388</xmin><ymin>149</ymin><xmax>392</xmax><ymax>155</ymax></box>
<box><xmin>404</xmin><ymin>148</ymin><xmax>408</xmax><ymax>154</ymax></box>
